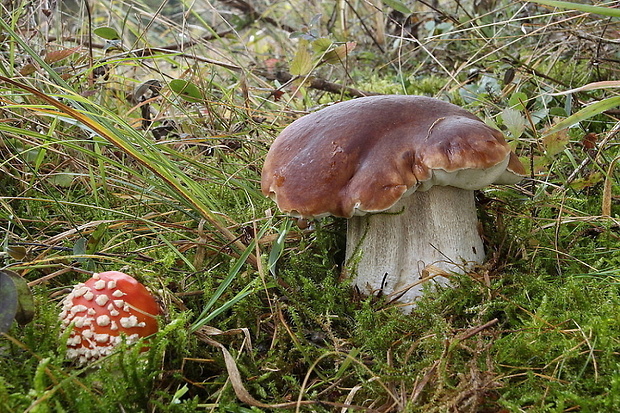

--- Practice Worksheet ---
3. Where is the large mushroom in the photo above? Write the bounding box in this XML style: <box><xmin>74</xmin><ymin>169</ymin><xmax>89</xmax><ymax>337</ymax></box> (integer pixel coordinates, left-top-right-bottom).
<box><xmin>59</xmin><ymin>271</ymin><xmax>159</xmax><ymax>364</ymax></box>
<box><xmin>261</xmin><ymin>95</ymin><xmax>525</xmax><ymax>311</ymax></box>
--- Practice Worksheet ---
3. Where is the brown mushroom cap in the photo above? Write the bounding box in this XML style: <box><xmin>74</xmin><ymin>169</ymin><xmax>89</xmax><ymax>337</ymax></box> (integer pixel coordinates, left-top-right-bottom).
<box><xmin>261</xmin><ymin>95</ymin><xmax>525</xmax><ymax>218</ymax></box>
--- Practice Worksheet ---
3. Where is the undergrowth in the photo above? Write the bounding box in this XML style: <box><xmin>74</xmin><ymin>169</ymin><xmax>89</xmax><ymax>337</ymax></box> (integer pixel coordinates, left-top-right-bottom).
<box><xmin>1</xmin><ymin>0</ymin><xmax>619</xmax><ymax>411</ymax></box>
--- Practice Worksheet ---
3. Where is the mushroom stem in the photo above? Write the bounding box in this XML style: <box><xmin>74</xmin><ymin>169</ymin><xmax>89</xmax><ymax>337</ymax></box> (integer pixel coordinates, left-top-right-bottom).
<box><xmin>346</xmin><ymin>185</ymin><xmax>485</xmax><ymax>313</ymax></box>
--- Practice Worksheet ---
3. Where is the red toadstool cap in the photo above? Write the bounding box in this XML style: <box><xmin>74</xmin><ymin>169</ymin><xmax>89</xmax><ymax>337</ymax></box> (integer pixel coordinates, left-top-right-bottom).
<box><xmin>59</xmin><ymin>271</ymin><xmax>159</xmax><ymax>365</ymax></box>
<box><xmin>261</xmin><ymin>95</ymin><xmax>525</xmax><ymax>219</ymax></box>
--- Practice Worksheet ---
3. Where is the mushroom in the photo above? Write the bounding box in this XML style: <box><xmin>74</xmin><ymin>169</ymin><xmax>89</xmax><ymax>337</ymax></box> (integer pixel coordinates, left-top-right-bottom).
<box><xmin>261</xmin><ymin>95</ymin><xmax>525</xmax><ymax>311</ymax></box>
<box><xmin>59</xmin><ymin>271</ymin><xmax>159</xmax><ymax>364</ymax></box>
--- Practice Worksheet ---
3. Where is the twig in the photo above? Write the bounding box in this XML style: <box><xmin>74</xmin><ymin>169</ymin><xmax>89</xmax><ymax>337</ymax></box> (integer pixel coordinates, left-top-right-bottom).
<box><xmin>46</xmin><ymin>28</ymin><xmax>233</xmax><ymax>52</ymax></box>
<box><xmin>570</xmin><ymin>30</ymin><xmax>620</xmax><ymax>45</ymax></box>
<box><xmin>133</xmin><ymin>47</ymin><xmax>242</xmax><ymax>71</ymax></box>
<box><xmin>257</xmin><ymin>69</ymin><xmax>378</xmax><ymax>98</ymax></box>
<box><xmin>456</xmin><ymin>318</ymin><xmax>499</xmax><ymax>341</ymax></box>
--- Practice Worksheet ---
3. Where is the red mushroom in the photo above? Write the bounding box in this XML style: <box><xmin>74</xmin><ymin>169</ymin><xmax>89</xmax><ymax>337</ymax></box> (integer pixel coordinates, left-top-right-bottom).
<box><xmin>59</xmin><ymin>271</ymin><xmax>159</xmax><ymax>364</ymax></box>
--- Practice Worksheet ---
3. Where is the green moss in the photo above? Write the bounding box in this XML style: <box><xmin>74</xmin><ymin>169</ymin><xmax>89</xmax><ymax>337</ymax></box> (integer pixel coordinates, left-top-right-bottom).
<box><xmin>1</xmin><ymin>0</ymin><xmax>619</xmax><ymax>410</ymax></box>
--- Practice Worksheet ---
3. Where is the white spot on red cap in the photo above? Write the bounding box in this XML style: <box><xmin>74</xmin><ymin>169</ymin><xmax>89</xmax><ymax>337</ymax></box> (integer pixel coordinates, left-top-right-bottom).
<box><xmin>95</xmin><ymin>294</ymin><xmax>109</xmax><ymax>306</ymax></box>
<box><xmin>67</xmin><ymin>335</ymin><xmax>82</xmax><ymax>346</ymax></box>
<box><xmin>62</xmin><ymin>298</ymin><xmax>74</xmax><ymax>310</ymax></box>
<box><xmin>73</xmin><ymin>286</ymin><xmax>88</xmax><ymax>297</ymax></box>
<box><xmin>70</xmin><ymin>304</ymin><xmax>88</xmax><ymax>314</ymax></box>
<box><xmin>119</xmin><ymin>315</ymin><xmax>139</xmax><ymax>328</ymax></box>
<box><xmin>93</xmin><ymin>279</ymin><xmax>106</xmax><ymax>290</ymax></box>
<box><xmin>73</xmin><ymin>316</ymin><xmax>91</xmax><ymax>328</ymax></box>
<box><xmin>96</xmin><ymin>315</ymin><xmax>111</xmax><ymax>327</ymax></box>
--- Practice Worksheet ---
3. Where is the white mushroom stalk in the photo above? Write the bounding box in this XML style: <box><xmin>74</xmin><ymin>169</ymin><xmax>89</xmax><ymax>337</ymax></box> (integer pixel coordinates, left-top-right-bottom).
<box><xmin>347</xmin><ymin>185</ymin><xmax>484</xmax><ymax>311</ymax></box>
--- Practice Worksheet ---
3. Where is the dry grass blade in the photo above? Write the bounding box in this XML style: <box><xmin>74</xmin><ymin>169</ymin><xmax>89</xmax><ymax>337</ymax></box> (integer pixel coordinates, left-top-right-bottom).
<box><xmin>410</xmin><ymin>360</ymin><xmax>440</xmax><ymax>403</ymax></box>
<box><xmin>549</xmin><ymin>80</ymin><xmax>620</xmax><ymax>95</ymax></box>
<box><xmin>296</xmin><ymin>351</ymin><xmax>399</xmax><ymax>412</ymax></box>
<box><xmin>602</xmin><ymin>155</ymin><xmax>619</xmax><ymax>217</ymax></box>
<box><xmin>194</xmin><ymin>327</ymin><xmax>318</xmax><ymax>409</ymax></box>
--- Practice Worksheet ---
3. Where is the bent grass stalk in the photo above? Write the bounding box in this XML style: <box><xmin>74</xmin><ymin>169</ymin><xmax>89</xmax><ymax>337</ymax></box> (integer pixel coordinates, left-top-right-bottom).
<box><xmin>0</xmin><ymin>75</ymin><xmax>258</xmax><ymax>268</ymax></box>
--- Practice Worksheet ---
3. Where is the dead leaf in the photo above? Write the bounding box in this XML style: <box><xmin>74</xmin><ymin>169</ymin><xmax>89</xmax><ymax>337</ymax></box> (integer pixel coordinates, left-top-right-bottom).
<box><xmin>44</xmin><ymin>46</ymin><xmax>81</xmax><ymax>64</ymax></box>
<box><xmin>321</xmin><ymin>42</ymin><xmax>356</xmax><ymax>65</ymax></box>
<box><xmin>542</xmin><ymin>128</ymin><xmax>569</xmax><ymax>156</ymax></box>
<box><xmin>19</xmin><ymin>63</ymin><xmax>36</xmax><ymax>76</ymax></box>
<box><xmin>581</xmin><ymin>132</ymin><xmax>598</xmax><ymax>150</ymax></box>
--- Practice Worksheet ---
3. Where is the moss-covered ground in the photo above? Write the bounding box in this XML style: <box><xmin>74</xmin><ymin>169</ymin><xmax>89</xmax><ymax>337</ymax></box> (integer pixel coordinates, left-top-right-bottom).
<box><xmin>1</xmin><ymin>0</ymin><xmax>619</xmax><ymax>411</ymax></box>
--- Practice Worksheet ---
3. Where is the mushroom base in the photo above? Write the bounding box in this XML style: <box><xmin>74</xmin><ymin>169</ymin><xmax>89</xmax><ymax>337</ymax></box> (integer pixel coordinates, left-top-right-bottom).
<box><xmin>345</xmin><ymin>186</ymin><xmax>485</xmax><ymax>313</ymax></box>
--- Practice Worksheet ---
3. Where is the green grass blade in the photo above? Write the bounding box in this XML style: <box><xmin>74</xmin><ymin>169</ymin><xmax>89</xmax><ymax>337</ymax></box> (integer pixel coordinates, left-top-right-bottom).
<box><xmin>525</xmin><ymin>0</ymin><xmax>620</xmax><ymax>18</ymax></box>
<box><xmin>543</xmin><ymin>96</ymin><xmax>620</xmax><ymax>136</ymax></box>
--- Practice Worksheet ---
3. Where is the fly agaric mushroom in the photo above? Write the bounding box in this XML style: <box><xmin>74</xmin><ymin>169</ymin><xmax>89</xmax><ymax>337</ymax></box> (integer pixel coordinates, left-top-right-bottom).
<box><xmin>59</xmin><ymin>271</ymin><xmax>159</xmax><ymax>364</ymax></box>
<box><xmin>261</xmin><ymin>95</ymin><xmax>525</xmax><ymax>312</ymax></box>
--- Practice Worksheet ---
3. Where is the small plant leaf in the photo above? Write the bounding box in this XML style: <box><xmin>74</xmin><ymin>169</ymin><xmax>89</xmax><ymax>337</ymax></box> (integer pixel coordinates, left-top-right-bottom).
<box><xmin>19</xmin><ymin>63</ymin><xmax>36</xmax><ymax>76</ymax></box>
<box><xmin>268</xmin><ymin>220</ymin><xmax>292</xmax><ymax>276</ymax></box>
<box><xmin>581</xmin><ymin>132</ymin><xmax>598</xmax><ymax>150</ymax></box>
<box><xmin>49</xmin><ymin>171</ymin><xmax>75</xmax><ymax>187</ymax></box>
<box><xmin>0</xmin><ymin>271</ymin><xmax>18</xmax><ymax>333</ymax></box>
<box><xmin>171</xmin><ymin>384</ymin><xmax>190</xmax><ymax>404</ymax></box>
<box><xmin>87</xmin><ymin>222</ymin><xmax>108</xmax><ymax>254</ymax></box>
<box><xmin>382</xmin><ymin>0</ymin><xmax>412</xmax><ymax>14</ymax></box>
<box><xmin>569</xmin><ymin>172</ymin><xmax>603</xmax><ymax>190</ymax></box>
<box><xmin>501</xmin><ymin>108</ymin><xmax>527</xmax><ymax>139</ymax></box>
<box><xmin>73</xmin><ymin>237</ymin><xmax>87</xmax><ymax>256</ymax></box>
<box><xmin>94</xmin><ymin>26</ymin><xmax>121</xmax><ymax>40</ymax></box>
<box><xmin>290</xmin><ymin>39</ymin><xmax>313</xmax><ymax>76</ymax></box>
<box><xmin>508</xmin><ymin>91</ymin><xmax>528</xmax><ymax>111</ymax></box>
<box><xmin>309</xmin><ymin>13</ymin><xmax>322</xmax><ymax>28</ymax></box>
<box><xmin>169</xmin><ymin>79</ymin><xmax>204</xmax><ymax>103</ymax></box>
<box><xmin>311</xmin><ymin>37</ymin><xmax>333</xmax><ymax>54</ymax></box>
<box><xmin>2</xmin><ymin>269</ymin><xmax>35</xmax><ymax>325</ymax></box>
<box><xmin>7</xmin><ymin>245</ymin><xmax>27</xmax><ymax>260</ymax></box>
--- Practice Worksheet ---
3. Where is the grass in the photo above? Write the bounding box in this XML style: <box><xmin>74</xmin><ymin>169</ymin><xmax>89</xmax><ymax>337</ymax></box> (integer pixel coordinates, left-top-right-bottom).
<box><xmin>1</xmin><ymin>0</ymin><xmax>619</xmax><ymax>411</ymax></box>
